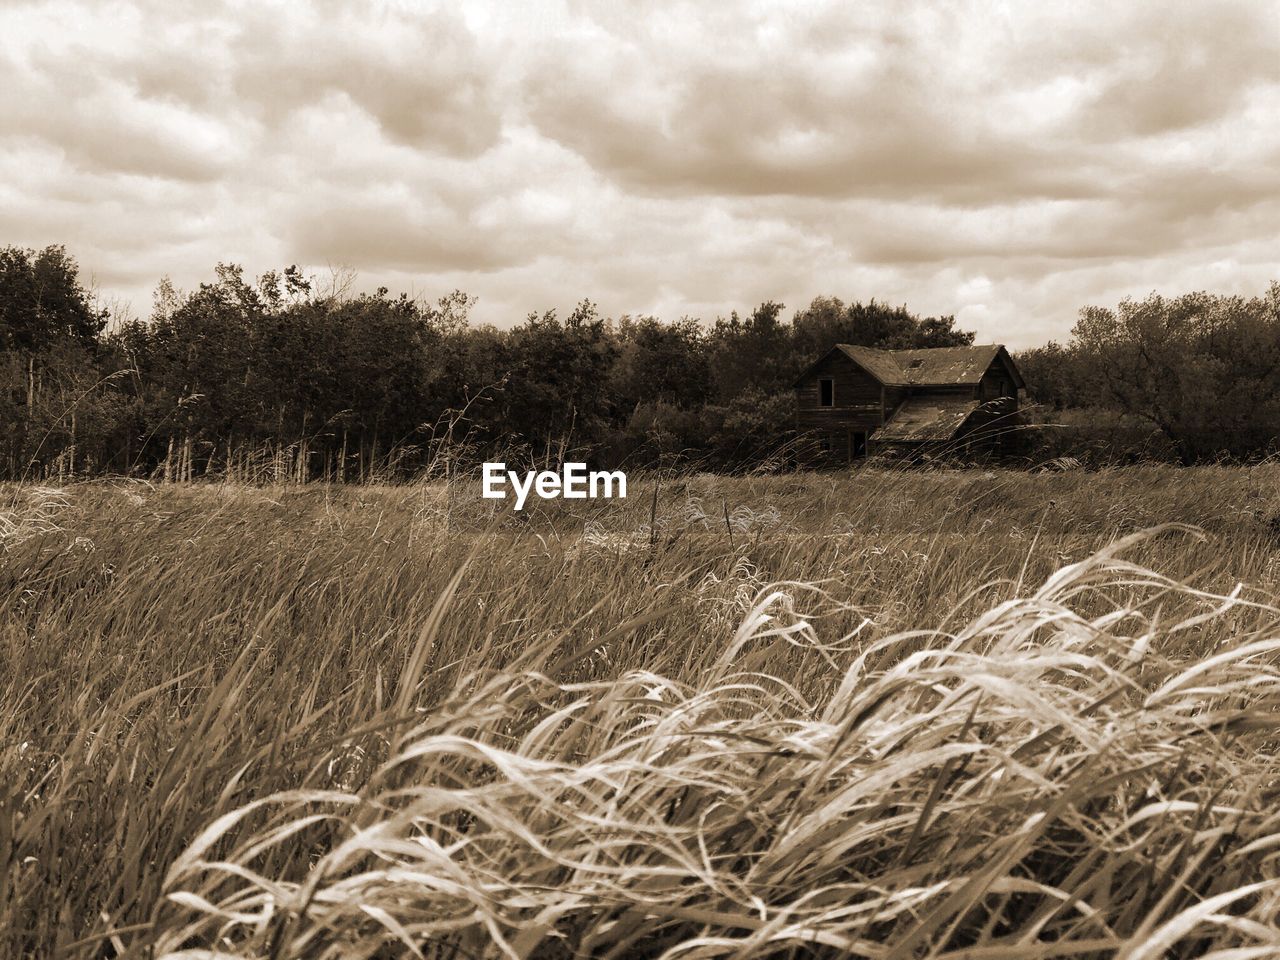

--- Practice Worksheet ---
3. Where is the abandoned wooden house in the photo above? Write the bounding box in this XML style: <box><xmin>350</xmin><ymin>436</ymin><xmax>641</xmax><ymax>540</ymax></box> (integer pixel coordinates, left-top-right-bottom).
<box><xmin>793</xmin><ymin>344</ymin><xmax>1025</xmax><ymax>464</ymax></box>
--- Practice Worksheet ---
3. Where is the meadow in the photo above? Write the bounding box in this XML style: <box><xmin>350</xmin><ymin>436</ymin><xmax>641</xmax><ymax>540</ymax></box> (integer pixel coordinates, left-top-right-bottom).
<box><xmin>4</xmin><ymin>466</ymin><xmax>1280</xmax><ymax>958</ymax></box>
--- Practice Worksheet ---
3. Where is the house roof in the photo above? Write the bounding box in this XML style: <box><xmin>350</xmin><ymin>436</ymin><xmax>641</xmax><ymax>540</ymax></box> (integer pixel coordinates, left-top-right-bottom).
<box><xmin>792</xmin><ymin>342</ymin><xmax>1025</xmax><ymax>390</ymax></box>
<box><xmin>835</xmin><ymin>344</ymin><xmax>1006</xmax><ymax>386</ymax></box>
<box><xmin>874</xmin><ymin>395</ymin><xmax>980</xmax><ymax>442</ymax></box>
<box><xmin>836</xmin><ymin>345</ymin><xmax>907</xmax><ymax>384</ymax></box>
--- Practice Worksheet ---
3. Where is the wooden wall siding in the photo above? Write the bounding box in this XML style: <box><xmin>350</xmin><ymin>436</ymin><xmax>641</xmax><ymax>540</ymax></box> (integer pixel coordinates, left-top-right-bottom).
<box><xmin>800</xmin><ymin>428</ymin><xmax>871</xmax><ymax>466</ymax></box>
<box><xmin>964</xmin><ymin>396</ymin><xmax>1019</xmax><ymax>444</ymax></box>
<box><xmin>978</xmin><ymin>366</ymin><xmax>1018</xmax><ymax>403</ymax></box>
<box><xmin>970</xmin><ymin>364</ymin><xmax>1020</xmax><ymax>448</ymax></box>
<box><xmin>881</xmin><ymin>386</ymin><xmax>906</xmax><ymax>422</ymax></box>
<box><xmin>795</xmin><ymin>353</ymin><xmax>885</xmax><ymax>432</ymax></box>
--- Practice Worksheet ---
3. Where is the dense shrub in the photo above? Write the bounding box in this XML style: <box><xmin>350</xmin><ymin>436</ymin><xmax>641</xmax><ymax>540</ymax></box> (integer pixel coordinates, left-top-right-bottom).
<box><xmin>1019</xmin><ymin>405</ymin><xmax>1181</xmax><ymax>467</ymax></box>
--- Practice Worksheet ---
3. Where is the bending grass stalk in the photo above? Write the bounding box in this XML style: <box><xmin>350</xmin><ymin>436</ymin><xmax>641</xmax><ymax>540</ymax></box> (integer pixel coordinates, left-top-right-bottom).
<box><xmin>147</xmin><ymin>528</ymin><xmax>1280</xmax><ymax>959</ymax></box>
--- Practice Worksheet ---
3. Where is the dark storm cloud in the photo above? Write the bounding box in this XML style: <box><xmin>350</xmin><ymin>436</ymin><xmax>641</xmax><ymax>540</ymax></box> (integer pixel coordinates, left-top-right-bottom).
<box><xmin>1</xmin><ymin>0</ymin><xmax>1277</xmax><ymax>347</ymax></box>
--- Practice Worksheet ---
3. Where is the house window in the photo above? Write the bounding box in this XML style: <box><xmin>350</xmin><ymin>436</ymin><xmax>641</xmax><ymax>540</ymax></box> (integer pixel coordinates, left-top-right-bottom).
<box><xmin>817</xmin><ymin>434</ymin><xmax>832</xmax><ymax>453</ymax></box>
<box><xmin>819</xmin><ymin>378</ymin><xmax>835</xmax><ymax>407</ymax></box>
<box><xmin>852</xmin><ymin>431</ymin><xmax>867</xmax><ymax>458</ymax></box>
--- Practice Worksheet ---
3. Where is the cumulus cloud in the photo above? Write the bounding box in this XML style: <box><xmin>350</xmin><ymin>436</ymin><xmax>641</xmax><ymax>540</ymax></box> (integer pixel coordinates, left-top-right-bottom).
<box><xmin>1</xmin><ymin>0</ymin><xmax>1277</xmax><ymax>346</ymax></box>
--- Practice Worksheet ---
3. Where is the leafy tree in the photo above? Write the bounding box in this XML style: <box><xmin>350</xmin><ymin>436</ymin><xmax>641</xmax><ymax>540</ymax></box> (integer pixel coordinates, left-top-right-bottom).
<box><xmin>0</xmin><ymin>245</ymin><xmax>112</xmax><ymax>473</ymax></box>
<box><xmin>326</xmin><ymin>290</ymin><xmax>440</xmax><ymax>450</ymax></box>
<box><xmin>1072</xmin><ymin>287</ymin><xmax>1280</xmax><ymax>462</ymax></box>
<box><xmin>498</xmin><ymin>306</ymin><xmax>619</xmax><ymax>456</ymax></box>
<box><xmin>707</xmin><ymin>301</ymin><xmax>795</xmax><ymax>402</ymax></box>
<box><xmin>610</xmin><ymin>315</ymin><xmax>711</xmax><ymax>411</ymax></box>
<box><xmin>792</xmin><ymin>296</ymin><xmax>974</xmax><ymax>357</ymax></box>
<box><xmin>1014</xmin><ymin>341</ymin><xmax>1098</xmax><ymax>410</ymax></box>
<box><xmin>705</xmin><ymin>388</ymin><xmax>796</xmax><ymax>468</ymax></box>
<box><xmin>0</xmin><ymin>245</ymin><xmax>107</xmax><ymax>352</ymax></box>
<box><xmin>616</xmin><ymin>400</ymin><xmax>712</xmax><ymax>467</ymax></box>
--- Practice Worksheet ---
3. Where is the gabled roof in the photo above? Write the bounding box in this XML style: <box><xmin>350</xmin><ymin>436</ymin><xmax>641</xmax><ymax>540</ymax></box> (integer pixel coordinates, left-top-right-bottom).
<box><xmin>837</xmin><ymin>345</ymin><xmax>905</xmax><ymax>384</ymax></box>
<box><xmin>795</xmin><ymin>343</ymin><xmax>1023</xmax><ymax>389</ymax></box>
<box><xmin>880</xmin><ymin>345</ymin><xmax>1003</xmax><ymax>385</ymax></box>
<box><xmin>874</xmin><ymin>396</ymin><xmax>979</xmax><ymax>442</ymax></box>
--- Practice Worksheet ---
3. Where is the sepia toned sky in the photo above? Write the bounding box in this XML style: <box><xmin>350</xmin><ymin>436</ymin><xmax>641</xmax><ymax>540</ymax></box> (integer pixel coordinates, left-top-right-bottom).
<box><xmin>2</xmin><ymin>0</ymin><xmax>1278</xmax><ymax>348</ymax></box>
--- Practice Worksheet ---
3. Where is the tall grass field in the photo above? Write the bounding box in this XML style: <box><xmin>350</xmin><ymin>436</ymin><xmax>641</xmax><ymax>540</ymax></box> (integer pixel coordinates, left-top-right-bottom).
<box><xmin>5</xmin><ymin>466</ymin><xmax>1280</xmax><ymax>958</ymax></box>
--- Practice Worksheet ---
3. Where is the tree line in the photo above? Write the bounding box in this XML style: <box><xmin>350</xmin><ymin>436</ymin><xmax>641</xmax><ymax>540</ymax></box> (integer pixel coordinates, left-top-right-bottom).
<box><xmin>0</xmin><ymin>245</ymin><xmax>976</xmax><ymax>480</ymax></box>
<box><xmin>4</xmin><ymin>244</ymin><xmax>1280</xmax><ymax>480</ymax></box>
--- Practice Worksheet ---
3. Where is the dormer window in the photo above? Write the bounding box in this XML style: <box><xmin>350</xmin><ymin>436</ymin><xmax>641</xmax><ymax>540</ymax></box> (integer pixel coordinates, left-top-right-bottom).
<box><xmin>819</xmin><ymin>378</ymin><xmax>835</xmax><ymax>407</ymax></box>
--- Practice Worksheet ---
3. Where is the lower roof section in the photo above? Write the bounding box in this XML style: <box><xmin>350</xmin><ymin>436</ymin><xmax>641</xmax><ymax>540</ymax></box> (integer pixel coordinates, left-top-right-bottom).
<box><xmin>874</xmin><ymin>395</ymin><xmax>980</xmax><ymax>442</ymax></box>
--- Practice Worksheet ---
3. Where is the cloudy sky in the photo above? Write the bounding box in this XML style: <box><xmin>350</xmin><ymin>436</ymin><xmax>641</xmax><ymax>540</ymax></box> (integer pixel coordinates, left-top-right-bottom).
<box><xmin>2</xmin><ymin>0</ymin><xmax>1278</xmax><ymax>347</ymax></box>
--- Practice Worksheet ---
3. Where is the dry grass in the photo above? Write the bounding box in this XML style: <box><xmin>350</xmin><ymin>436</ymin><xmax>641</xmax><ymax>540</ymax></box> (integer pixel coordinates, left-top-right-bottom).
<box><xmin>4</xmin><ymin>466</ymin><xmax>1280</xmax><ymax>957</ymax></box>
